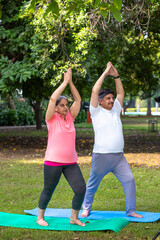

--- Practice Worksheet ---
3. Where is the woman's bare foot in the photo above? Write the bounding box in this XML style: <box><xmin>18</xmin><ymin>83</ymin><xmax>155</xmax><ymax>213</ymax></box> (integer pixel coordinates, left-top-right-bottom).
<box><xmin>81</xmin><ymin>210</ymin><xmax>89</xmax><ymax>217</ymax></box>
<box><xmin>70</xmin><ymin>218</ymin><xmax>86</xmax><ymax>226</ymax></box>
<box><xmin>70</xmin><ymin>209</ymin><xmax>85</xmax><ymax>226</ymax></box>
<box><xmin>37</xmin><ymin>218</ymin><xmax>49</xmax><ymax>226</ymax></box>
<box><xmin>129</xmin><ymin>212</ymin><xmax>143</xmax><ymax>218</ymax></box>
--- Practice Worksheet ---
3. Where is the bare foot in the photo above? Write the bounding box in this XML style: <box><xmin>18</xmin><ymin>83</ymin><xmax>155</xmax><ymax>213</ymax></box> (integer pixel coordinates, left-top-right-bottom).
<box><xmin>37</xmin><ymin>218</ymin><xmax>49</xmax><ymax>226</ymax></box>
<box><xmin>129</xmin><ymin>212</ymin><xmax>143</xmax><ymax>218</ymax></box>
<box><xmin>81</xmin><ymin>210</ymin><xmax>89</xmax><ymax>217</ymax></box>
<box><xmin>70</xmin><ymin>218</ymin><xmax>86</xmax><ymax>226</ymax></box>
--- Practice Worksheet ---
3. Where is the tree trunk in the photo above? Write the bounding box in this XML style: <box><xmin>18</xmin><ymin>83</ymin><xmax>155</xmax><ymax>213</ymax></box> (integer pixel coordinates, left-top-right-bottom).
<box><xmin>123</xmin><ymin>98</ymin><xmax>133</xmax><ymax>115</ymax></box>
<box><xmin>8</xmin><ymin>96</ymin><xmax>15</xmax><ymax>110</ymax></box>
<box><xmin>30</xmin><ymin>100</ymin><xmax>42</xmax><ymax>130</ymax></box>
<box><xmin>147</xmin><ymin>97</ymin><xmax>152</xmax><ymax>116</ymax></box>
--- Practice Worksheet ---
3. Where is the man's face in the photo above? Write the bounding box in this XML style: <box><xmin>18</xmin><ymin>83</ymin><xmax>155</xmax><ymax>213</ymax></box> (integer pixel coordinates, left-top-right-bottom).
<box><xmin>99</xmin><ymin>94</ymin><xmax>114</xmax><ymax>110</ymax></box>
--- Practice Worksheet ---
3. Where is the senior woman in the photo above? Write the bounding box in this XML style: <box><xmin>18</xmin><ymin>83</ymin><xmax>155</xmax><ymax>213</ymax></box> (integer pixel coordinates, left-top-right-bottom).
<box><xmin>37</xmin><ymin>68</ymin><xmax>86</xmax><ymax>227</ymax></box>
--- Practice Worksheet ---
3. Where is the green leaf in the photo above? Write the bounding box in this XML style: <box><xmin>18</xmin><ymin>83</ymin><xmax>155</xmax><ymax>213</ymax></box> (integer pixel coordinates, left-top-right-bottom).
<box><xmin>43</xmin><ymin>0</ymin><xmax>59</xmax><ymax>18</ymax></box>
<box><xmin>93</xmin><ymin>0</ymin><xmax>101</xmax><ymax>8</ymax></box>
<box><xmin>110</xmin><ymin>6</ymin><xmax>121</xmax><ymax>22</ymax></box>
<box><xmin>9</xmin><ymin>76</ymin><xmax>14</xmax><ymax>81</ymax></box>
<box><xmin>65</xmin><ymin>4</ymin><xmax>76</xmax><ymax>16</ymax></box>
<box><xmin>113</xmin><ymin>0</ymin><xmax>122</xmax><ymax>10</ymax></box>
<box><xmin>100</xmin><ymin>10</ymin><xmax>109</xmax><ymax>18</ymax></box>
<box><xmin>99</xmin><ymin>2</ymin><xmax>109</xmax><ymax>9</ymax></box>
<box><xmin>28</xmin><ymin>0</ymin><xmax>36</xmax><ymax>14</ymax></box>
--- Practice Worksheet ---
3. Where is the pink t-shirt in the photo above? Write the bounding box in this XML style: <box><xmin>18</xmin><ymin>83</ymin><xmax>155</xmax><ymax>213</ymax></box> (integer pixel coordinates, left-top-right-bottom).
<box><xmin>45</xmin><ymin>111</ymin><xmax>78</xmax><ymax>163</ymax></box>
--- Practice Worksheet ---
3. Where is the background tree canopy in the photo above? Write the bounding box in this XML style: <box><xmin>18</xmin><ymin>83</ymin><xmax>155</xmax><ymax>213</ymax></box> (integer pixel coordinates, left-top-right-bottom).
<box><xmin>0</xmin><ymin>0</ymin><xmax>159</xmax><ymax>128</ymax></box>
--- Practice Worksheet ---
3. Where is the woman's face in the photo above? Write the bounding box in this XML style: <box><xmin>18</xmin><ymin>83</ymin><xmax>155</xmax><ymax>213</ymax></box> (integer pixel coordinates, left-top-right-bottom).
<box><xmin>55</xmin><ymin>99</ymin><xmax>69</xmax><ymax>118</ymax></box>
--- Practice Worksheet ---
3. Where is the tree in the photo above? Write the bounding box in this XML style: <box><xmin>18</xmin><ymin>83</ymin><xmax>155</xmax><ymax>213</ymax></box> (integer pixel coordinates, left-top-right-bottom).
<box><xmin>118</xmin><ymin>0</ymin><xmax>160</xmax><ymax>115</ymax></box>
<box><xmin>0</xmin><ymin>0</ymin><xmax>97</xmax><ymax>128</ymax></box>
<box><xmin>20</xmin><ymin>0</ymin><xmax>123</xmax><ymax>22</ymax></box>
<box><xmin>1</xmin><ymin>0</ymin><xmax>159</xmax><ymax>128</ymax></box>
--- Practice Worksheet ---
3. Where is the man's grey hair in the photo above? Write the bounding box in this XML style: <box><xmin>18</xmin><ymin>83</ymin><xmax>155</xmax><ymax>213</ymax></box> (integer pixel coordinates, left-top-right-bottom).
<box><xmin>99</xmin><ymin>89</ymin><xmax>114</xmax><ymax>100</ymax></box>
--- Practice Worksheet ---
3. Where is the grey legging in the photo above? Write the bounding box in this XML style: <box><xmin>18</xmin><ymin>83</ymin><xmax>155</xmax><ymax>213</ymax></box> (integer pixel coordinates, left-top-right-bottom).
<box><xmin>38</xmin><ymin>163</ymin><xmax>86</xmax><ymax>210</ymax></box>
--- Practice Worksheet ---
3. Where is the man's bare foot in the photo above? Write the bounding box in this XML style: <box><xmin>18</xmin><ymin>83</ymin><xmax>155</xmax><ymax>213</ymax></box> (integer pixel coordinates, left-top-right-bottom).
<box><xmin>70</xmin><ymin>218</ymin><xmax>86</xmax><ymax>226</ymax></box>
<box><xmin>129</xmin><ymin>212</ymin><xmax>143</xmax><ymax>218</ymax></box>
<box><xmin>81</xmin><ymin>210</ymin><xmax>89</xmax><ymax>217</ymax></box>
<box><xmin>37</xmin><ymin>218</ymin><xmax>49</xmax><ymax>226</ymax></box>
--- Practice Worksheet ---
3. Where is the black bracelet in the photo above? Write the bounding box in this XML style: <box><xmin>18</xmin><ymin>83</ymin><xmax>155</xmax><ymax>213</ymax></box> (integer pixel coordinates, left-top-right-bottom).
<box><xmin>114</xmin><ymin>75</ymin><xmax>120</xmax><ymax>79</ymax></box>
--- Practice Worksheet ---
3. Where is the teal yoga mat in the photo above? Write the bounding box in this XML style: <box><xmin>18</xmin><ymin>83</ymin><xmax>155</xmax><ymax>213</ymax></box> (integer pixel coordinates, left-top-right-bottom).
<box><xmin>0</xmin><ymin>212</ymin><xmax>129</xmax><ymax>232</ymax></box>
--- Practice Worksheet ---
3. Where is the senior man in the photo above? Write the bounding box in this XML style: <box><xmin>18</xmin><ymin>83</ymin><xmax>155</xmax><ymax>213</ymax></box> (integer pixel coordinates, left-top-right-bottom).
<box><xmin>81</xmin><ymin>62</ymin><xmax>143</xmax><ymax>218</ymax></box>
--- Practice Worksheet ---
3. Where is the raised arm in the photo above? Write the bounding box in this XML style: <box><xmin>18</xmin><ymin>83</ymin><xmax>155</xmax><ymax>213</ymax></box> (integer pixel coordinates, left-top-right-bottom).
<box><xmin>90</xmin><ymin>62</ymin><xmax>112</xmax><ymax>108</ymax></box>
<box><xmin>46</xmin><ymin>69</ymin><xmax>70</xmax><ymax>121</ymax></box>
<box><xmin>69</xmin><ymin>70</ymin><xmax>81</xmax><ymax>119</ymax></box>
<box><xmin>109</xmin><ymin>64</ymin><xmax>124</xmax><ymax>107</ymax></box>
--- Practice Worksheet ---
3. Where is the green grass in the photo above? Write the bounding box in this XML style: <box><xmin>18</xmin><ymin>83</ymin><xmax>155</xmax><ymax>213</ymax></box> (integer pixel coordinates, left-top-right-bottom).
<box><xmin>0</xmin><ymin>159</ymin><xmax>160</xmax><ymax>240</ymax></box>
<box><xmin>76</xmin><ymin>116</ymin><xmax>160</xmax><ymax>134</ymax></box>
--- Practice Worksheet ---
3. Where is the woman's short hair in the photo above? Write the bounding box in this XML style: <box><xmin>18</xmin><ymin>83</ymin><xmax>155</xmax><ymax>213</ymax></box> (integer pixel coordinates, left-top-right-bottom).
<box><xmin>99</xmin><ymin>89</ymin><xmax>114</xmax><ymax>100</ymax></box>
<box><xmin>56</xmin><ymin>95</ymin><xmax>68</xmax><ymax>106</ymax></box>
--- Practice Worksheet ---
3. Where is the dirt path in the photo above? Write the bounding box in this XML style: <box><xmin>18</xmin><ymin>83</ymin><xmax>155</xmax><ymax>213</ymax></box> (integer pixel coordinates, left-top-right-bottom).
<box><xmin>0</xmin><ymin>134</ymin><xmax>159</xmax><ymax>168</ymax></box>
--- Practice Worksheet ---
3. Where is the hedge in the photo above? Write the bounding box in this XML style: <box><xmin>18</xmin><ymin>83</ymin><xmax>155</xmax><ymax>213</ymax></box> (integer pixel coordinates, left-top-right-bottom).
<box><xmin>0</xmin><ymin>108</ymin><xmax>87</xmax><ymax>126</ymax></box>
<box><xmin>0</xmin><ymin>108</ymin><xmax>35</xmax><ymax>126</ymax></box>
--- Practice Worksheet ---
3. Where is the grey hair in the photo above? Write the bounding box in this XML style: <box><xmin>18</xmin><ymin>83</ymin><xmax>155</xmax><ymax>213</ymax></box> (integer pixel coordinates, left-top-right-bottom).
<box><xmin>56</xmin><ymin>95</ymin><xmax>68</xmax><ymax>106</ymax></box>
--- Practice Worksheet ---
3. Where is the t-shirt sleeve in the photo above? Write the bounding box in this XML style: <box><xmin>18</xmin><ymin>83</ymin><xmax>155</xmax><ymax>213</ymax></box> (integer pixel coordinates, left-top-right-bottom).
<box><xmin>90</xmin><ymin>104</ymin><xmax>100</xmax><ymax>118</ymax></box>
<box><xmin>68</xmin><ymin>110</ymin><xmax>75</xmax><ymax>122</ymax></box>
<box><xmin>45</xmin><ymin>114</ymin><xmax>56</xmax><ymax>130</ymax></box>
<box><xmin>114</xmin><ymin>98</ymin><xmax>122</xmax><ymax>114</ymax></box>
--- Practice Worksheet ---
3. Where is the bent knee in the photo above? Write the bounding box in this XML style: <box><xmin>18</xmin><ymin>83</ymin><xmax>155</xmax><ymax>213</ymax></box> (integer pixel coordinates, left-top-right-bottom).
<box><xmin>75</xmin><ymin>184</ymin><xmax>86</xmax><ymax>196</ymax></box>
<box><xmin>126</xmin><ymin>174</ymin><xmax>135</xmax><ymax>184</ymax></box>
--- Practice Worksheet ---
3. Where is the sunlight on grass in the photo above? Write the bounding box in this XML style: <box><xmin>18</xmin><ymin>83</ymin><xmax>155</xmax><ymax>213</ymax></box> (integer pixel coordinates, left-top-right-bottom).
<box><xmin>18</xmin><ymin>158</ymin><xmax>44</xmax><ymax>165</ymax></box>
<box><xmin>125</xmin><ymin>153</ymin><xmax>160</xmax><ymax>168</ymax></box>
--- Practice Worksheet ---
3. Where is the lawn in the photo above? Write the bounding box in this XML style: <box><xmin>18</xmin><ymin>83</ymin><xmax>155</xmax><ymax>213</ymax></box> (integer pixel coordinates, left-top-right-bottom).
<box><xmin>0</xmin><ymin>158</ymin><xmax>160</xmax><ymax>240</ymax></box>
<box><xmin>0</xmin><ymin>117</ymin><xmax>160</xmax><ymax>240</ymax></box>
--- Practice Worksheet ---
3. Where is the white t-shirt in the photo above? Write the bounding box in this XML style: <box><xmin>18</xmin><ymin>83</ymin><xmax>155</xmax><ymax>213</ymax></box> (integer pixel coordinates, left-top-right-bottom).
<box><xmin>90</xmin><ymin>98</ymin><xmax>124</xmax><ymax>153</ymax></box>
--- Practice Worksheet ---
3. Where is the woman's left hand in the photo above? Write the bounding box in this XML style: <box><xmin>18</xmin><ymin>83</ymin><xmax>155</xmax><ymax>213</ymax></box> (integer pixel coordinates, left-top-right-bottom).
<box><xmin>64</xmin><ymin>68</ymin><xmax>72</xmax><ymax>84</ymax></box>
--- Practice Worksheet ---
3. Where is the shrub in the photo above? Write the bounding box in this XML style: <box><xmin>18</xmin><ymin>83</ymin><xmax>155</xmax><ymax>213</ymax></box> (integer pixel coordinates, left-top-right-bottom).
<box><xmin>126</xmin><ymin>108</ymin><xmax>136</xmax><ymax>112</ymax></box>
<box><xmin>0</xmin><ymin>108</ymin><xmax>35</xmax><ymax>126</ymax></box>
<box><xmin>0</xmin><ymin>109</ymin><xmax>17</xmax><ymax>126</ymax></box>
<box><xmin>74</xmin><ymin>110</ymin><xmax>87</xmax><ymax>124</ymax></box>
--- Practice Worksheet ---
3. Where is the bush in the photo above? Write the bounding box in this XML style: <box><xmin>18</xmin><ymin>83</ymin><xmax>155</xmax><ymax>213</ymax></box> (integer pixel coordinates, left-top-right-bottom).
<box><xmin>140</xmin><ymin>108</ymin><xmax>147</xmax><ymax>112</ymax></box>
<box><xmin>126</xmin><ymin>108</ymin><xmax>136</xmax><ymax>112</ymax></box>
<box><xmin>0</xmin><ymin>108</ymin><xmax>87</xmax><ymax>126</ymax></box>
<box><xmin>0</xmin><ymin>108</ymin><xmax>35</xmax><ymax>126</ymax></box>
<box><xmin>74</xmin><ymin>110</ymin><xmax>87</xmax><ymax>124</ymax></box>
<box><xmin>0</xmin><ymin>109</ymin><xmax>16</xmax><ymax>126</ymax></box>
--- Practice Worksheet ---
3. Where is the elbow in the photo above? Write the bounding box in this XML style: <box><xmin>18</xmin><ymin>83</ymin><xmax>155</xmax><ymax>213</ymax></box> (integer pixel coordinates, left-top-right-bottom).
<box><xmin>76</xmin><ymin>96</ymin><xmax>81</xmax><ymax>103</ymax></box>
<box><xmin>92</xmin><ymin>88</ymin><xmax>97</xmax><ymax>95</ymax></box>
<box><xmin>46</xmin><ymin>114</ymin><xmax>51</xmax><ymax>122</ymax></box>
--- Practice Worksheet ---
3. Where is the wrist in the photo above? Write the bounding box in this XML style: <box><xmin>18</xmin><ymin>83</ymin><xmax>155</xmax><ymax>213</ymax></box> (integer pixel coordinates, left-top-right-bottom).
<box><xmin>114</xmin><ymin>75</ymin><xmax>120</xmax><ymax>79</ymax></box>
<box><xmin>63</xmin><ymin>80</ymin><xmax>69</xmax><ymax>86</ymax></box>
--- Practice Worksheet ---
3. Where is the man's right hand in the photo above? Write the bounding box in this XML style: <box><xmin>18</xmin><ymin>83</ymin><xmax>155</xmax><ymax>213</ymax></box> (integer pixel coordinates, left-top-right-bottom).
<box><xmin>104</xmin><ymin>61</ymin><xmax>112</xmax><ymax>76</ymax></box>
<box><xmin>107</xmin><ymin>63</ymin><xmax>119</xmax><ymax>77</ymax></box>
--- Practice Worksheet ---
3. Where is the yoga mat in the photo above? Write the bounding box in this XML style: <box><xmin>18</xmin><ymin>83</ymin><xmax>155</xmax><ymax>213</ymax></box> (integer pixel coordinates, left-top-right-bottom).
<box><xmin>0</xmin><ymin>212</ymin><xmax>129</xmax><ymax>232</ymax></box>
<box><xmin>24</xmin><ymin>208</ymin><xmax>160</xmax><ymax>223</ymax></box>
